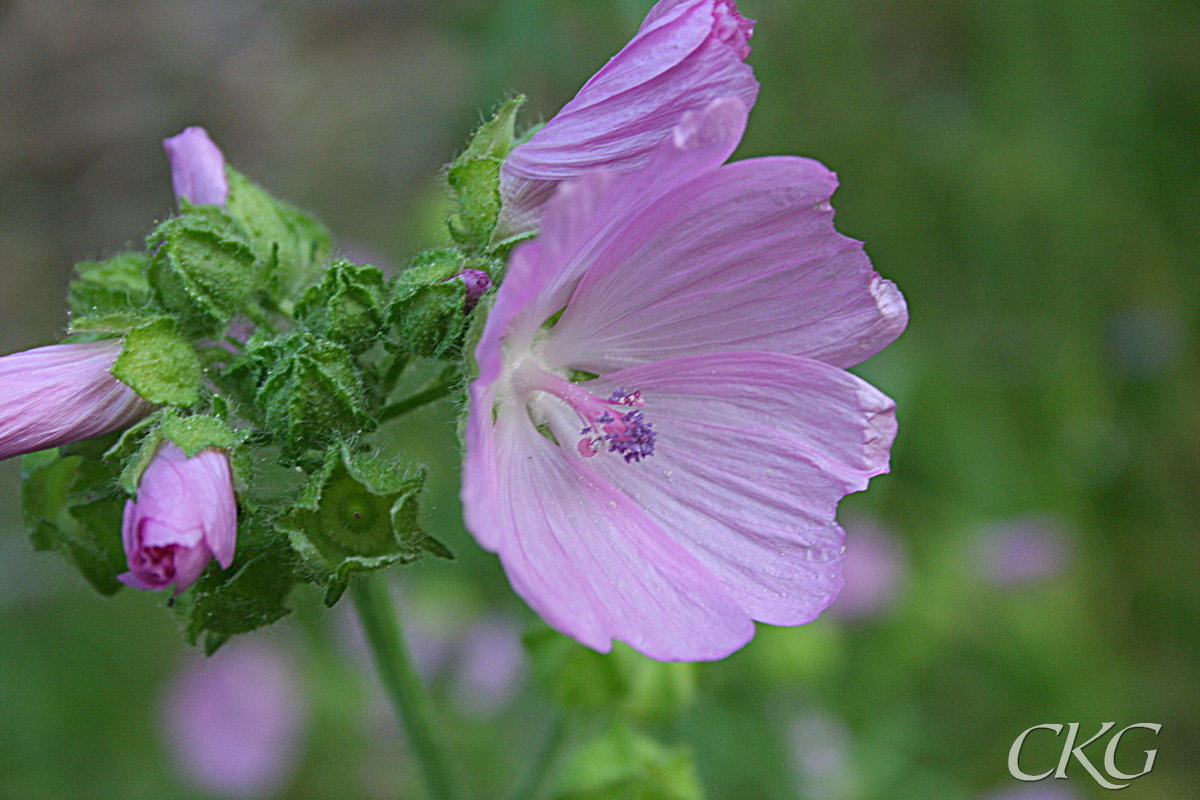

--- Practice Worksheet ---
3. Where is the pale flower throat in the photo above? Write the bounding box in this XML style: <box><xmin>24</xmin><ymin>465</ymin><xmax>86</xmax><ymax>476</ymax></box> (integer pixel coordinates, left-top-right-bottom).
<box><xmin>512</xmin><ymin>362</ymin><xmax>657</xmax><ymax>463</ymax></box>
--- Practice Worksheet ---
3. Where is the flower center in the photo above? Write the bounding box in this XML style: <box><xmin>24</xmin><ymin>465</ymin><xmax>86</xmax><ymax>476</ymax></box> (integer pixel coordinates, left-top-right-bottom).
<box><xmin>514</xmin><ymin>366</ymin><xmax>656</xmax><ymax>463</ymax></box>
<box><xmin>137</xmin><ymin>545</ymin><xmax>177</xmax><ymax>582</ymax></box>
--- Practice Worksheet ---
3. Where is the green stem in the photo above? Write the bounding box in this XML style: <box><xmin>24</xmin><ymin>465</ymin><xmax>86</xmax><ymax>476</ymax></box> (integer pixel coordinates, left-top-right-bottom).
<box><xmin>378</xmin><ymin>366</ymin><xmax>460</xmax><ymax>423</ymax></box>
<box><xmin>350</xmin><ymin>575</ymin><xmax>460</xmax><ymax>800</ymax></box>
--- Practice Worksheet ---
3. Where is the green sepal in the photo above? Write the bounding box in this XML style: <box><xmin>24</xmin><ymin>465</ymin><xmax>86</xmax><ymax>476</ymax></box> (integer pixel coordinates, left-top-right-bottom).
<box><xmin>324</xmin><ymin>579</ymin><xmax>349</xmax><ymax>608</ymax></box>
<box><xmin>553</xmin><ymin>723</ymin><xmax>705</xmax><ymax>800</ymax></box>
<box><xmin>68</xmin><ymin>311</ymin><xmax>167</xmax><ymax>335</ymax></box>
<box><xmin>253</xmin><ymin>333</ymin><xmax>375</xmax><ymax>464</ymax></box>
<box><xmin>111</xmin><ymin>318</ymin><xmax>203</xmax><ymax>407</ymax></box>
<box><xmin>447</xmin><ymin>157</ymin><xmax>502</xmax><ymax>250</ymax></box>
<box><xmin>447</xmin><ymin>97</ymin><xmax>524</xmax><ymax>251</ymax></box>
<box><xmin>20</xmin><ymin>438</ymin><xmax>129</xmax><ymax>596</ymax></box>
<box><xmin>68</xmin><ymin>251</ymin><xmax>153</xmax><ymax>319</ymax></box>
<box><xmin>457</xmin><ymin>291</ymin><xmax>494</xmax><ymax>446</ymax></box>
<box><xmin>109</xmin><ymin>410</ymin><xmax>244</xmax><ymax>496</ymax></box>
<box><xmin>224</xmin><ymin>167</ymin><xmax>331</xmax><ymax>298</ymax></box>
<box><xmin>460</xmin><ymin>96</ymin><xmax>524</xmax><ymax>162</ymax></box>
<box><xmin>387</xmin><ymin>249</ymin><xmax>481</xmax><ymax>359</ymax></box>
<box><xmin>277</xmin><ymin>445</ymin><xmax>451</xmax><ymax>587</ymax></box>
<box><xmin>160</xmin><ymin>411</ymin><xmax>243</xmax><ymax>457</ymax></box>
<box><xmin>146</xmin><ymin>212</ymin><xmax>259</xmax><ymax>336</ymax></box>
<box><xmin>524</xmin><ymin>627</ymin><xmax>697</xmax><ymax>723</ymax></box>
<box><xmin>172</xmin><ymin>515</ymin><xmax>301</xmax><ymax>648</ymax></box>
<box><xmin>294</xmin><ymin>260</ymin><xmax>387</xmax><ymax>354</ymax></box>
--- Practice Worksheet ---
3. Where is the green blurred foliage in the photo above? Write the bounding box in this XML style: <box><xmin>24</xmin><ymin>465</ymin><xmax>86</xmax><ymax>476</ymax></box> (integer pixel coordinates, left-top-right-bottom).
<box><xmin>1</xmin><ymin>0</ymin><xmax>1197</xmax><ymax>798</ymax></box>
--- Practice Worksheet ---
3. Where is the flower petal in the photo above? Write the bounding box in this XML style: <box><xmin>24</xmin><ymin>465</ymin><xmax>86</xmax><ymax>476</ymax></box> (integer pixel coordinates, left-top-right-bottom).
<box><xmin>185</xmin><ymin>447</ymin><xmax>238</xmax><ymax>569</ymax></box>
<box><xmin>543</xmin><ymin>156</ymin><xmax>908</xmax><ymax>372</ymax></box>
<box><xmin>539</xmin><ymin>352</ymin><xmax>896</xmax><ymax>626</ymax></box>
<box><xmin>163</xmin><ymin>126</ymin><xmax>229</xmax><ymax>208</ymax></box>
<box><xmin>0</xmin><ymin>341</ymin><xmax>152</xmax><ymax>462</ymax></box>
<box><xmin>496</xmin><ymin>0</ymin><xmax>757</xmax><ymax>239</ymax></box>
<box><xmin>508</xmin><ymin>97</ymin><xmax>750</xmax><ymax>337</ymax></box>
<box><xmin>462</xmin><ymin>392</ymin><xmax>755</xmax><ymax>661</ymax></box>
<box><xmin>171</xmin><ymin>540</ymin><xmax>216</xmax><ymax>596</ymax></box>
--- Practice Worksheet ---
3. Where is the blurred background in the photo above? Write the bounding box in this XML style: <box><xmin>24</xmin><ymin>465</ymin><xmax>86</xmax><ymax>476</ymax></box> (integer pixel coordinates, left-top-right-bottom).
<box><xmin>0</xmin><ymin>0</ymin><xmax>1197</xmax><ymax>798</ymax></box>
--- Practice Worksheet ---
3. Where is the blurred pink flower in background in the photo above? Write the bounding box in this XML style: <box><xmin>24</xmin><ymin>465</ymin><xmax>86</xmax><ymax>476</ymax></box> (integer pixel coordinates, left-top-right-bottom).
<box><xmin>119</xmin><ymin>441</ymin><xmax>237</xmax><ymax>594</ymax></box>
<box><xmin>496</xmin><ymin>0</ymin><xmax>759</xmax><ymax>239</ymax></box>
<box><xmin>786</xmin><ymin>712</ymin><xmax>855</xmax><ymax>800</ymax></box>
<box><xmin>450</xmin><ymin>615</ymin><xmax>527</xmax><ymax>717</ymax></box>
<box><xmin>163</xmin><ymin>126</ymin><xmax>229</xmax><ymax>208</ymax></box>
<box><xmin>978</xmin><ymin>784</ymin><xmax>1084</xmax><ymax>800</ymax></box>
<box><xmin>829</xmin><ymin>515</ymin><xmax>908</xmax><ymax>619</ymax></box>
<box><xmin>977</xmin><ymin>513</ymin><xmax>1072</xmax><ymax>586</ymax></box>
<box><xmin>161</xmin><ymin>639</ymin><xmax>307</xmax><ymax>799</ymax></box>
<box><xmin>0</xmin><ymin>340</ymin><xmax>152</xmax><ymax>462</ymax></box>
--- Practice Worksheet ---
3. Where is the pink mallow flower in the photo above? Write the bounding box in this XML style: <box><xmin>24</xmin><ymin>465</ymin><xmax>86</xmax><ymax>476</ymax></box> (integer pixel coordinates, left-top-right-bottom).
<box><xmin>163</xmin><ymin>126</ymin><xmax>229</xmax><ymax>208</ymax></box>
<box><xmin>0</xmin><ymin>340</ymin><xmax>152</xmax><ymax>462</ymax></box>
<box><xmin>119</xmin><ymin>441</ymin><xmax>237</xmax><ymax>594</ymax></box>
<box><xmin>462</xmin><ymin>97</ymin><xmax>907</xmax><ymax>661</ymax></box>
<box><xmin>496</xmin><ymin>0</ymin><xmax>759</xmax><ymax>240</ymax></box>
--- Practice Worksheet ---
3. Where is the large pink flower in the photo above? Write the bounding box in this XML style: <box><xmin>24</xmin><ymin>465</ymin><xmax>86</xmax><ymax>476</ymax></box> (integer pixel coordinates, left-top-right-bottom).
<box><xmin>119</xmin><ymin>441</ymin><xmax>237</xmax><ymax>594</ymax></box>
<box><xmin>462</xmin><ymin>98</ymin><xmax>907</xmax><ymax>661</ymax></box>
<box><xmin>496</xmin><ymin>0</ymin><xmax>759</xmax><ymax>240</ymax></box>
<box><xmin>0</xmin><ymin>340</ymin><xmax>152</xmax><ymax>462</ymax></box>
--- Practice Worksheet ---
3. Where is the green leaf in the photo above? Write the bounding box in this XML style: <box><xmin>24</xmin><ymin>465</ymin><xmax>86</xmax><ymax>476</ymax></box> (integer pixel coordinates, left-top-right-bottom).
<box><xmin>278</xmin><ymin>446</ymin><xmax>450</xmax><ymax>586</ymax></box>
<box><xmin>112</xmin><ymin>319</ymin><xmax>203</xmax><ymax>407</ymax></box>
<box><xmin>224</xmin><ymin>167</ymin><xmax>331</xmax><ymax>298</ymax></box>
<box><xmin>254</xmin><ymin>333</ymin><xmax>375</xmax><ymax>463</ymax></box>
<box><xmin>294</xmin><ymin>260</ymin><xmax>387</xmax><ymax>353</ymax></box>
<box><xmin>68</xmin><ymin>251</ymin><xmax>153</xmax><ymax>318</ymax></box>
<box><xmin>554</xmin><ymin>724</ymin><xmax>705</xmax><ymax>800</ymax></box>
<box><xmin>447</xmin><ymin>97</ymin><xmax>524</xmax><ymax>251</ymax></box>
<box><xmin>146</xmin><ymin>212</ymin><xmax>260</xmax><ymax>336</ymax></box>
<box><xmin>173</xmin><ymin>517</ymin><xmax>301</xmax><ymax>646</ymax></box>
<box><xmin>525</xmin><ymin>627</ymin><xmax>697</xmax><ymax>722</ymax></box>
<box><xmin>20</xmin><ymin>443</ymin><xmax>129</xmax><ymax>596</ymax></box>
<box><xmin>68</xmin><ymin>311</ymin><xmax>167</xmax><ymax>335</ymax></box>
<box><xmin>459</xmin><ymin>96</ymin><xmax>524</xmax><ymax>161</ymax></box>
<box><xmin>387</xmin><ymin>249</ymin><xmax>485</xmax><ymax>359</ymax></box>
<box><xmin>457</xmin><ymin>291</ymin><xmax>493</xmax><ymax>446</ymax></box>
<box><xmin>448</xmin><ymin>156</ymin><xmax>503</xmax><ymax>250</ymax></box>
<box><xmin>159</xmin><ymin>411</ymin><xmax>242</xmax><ymax>457</ymax></box>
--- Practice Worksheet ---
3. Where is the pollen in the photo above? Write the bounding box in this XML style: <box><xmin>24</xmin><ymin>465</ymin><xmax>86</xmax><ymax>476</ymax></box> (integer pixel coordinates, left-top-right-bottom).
<box><xmin>578</xmin><ymin>386</ymin><xmax>656</xmax><ymax>463</ymax></box>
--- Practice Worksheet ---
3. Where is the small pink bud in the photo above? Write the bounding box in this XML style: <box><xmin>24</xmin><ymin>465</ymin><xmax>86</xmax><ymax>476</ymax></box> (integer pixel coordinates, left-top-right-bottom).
<box><xmin>163</xmin><ymin>126</ymin><xmax>229</xmax><ymax>208</ymax></box>
<box><xmin>457</xmin><ymin>269</ymin><xmax>491</xmax><ymax>312</ymax></box>
<box><xmin>0</xmin><ymin>340</ymin><xmax>152</xmax><ymax>462</ymax></box>
<box><xmin>119</xmin><ymin>441</ymin><xmax>237</xmax><ymax>594</ymax></box>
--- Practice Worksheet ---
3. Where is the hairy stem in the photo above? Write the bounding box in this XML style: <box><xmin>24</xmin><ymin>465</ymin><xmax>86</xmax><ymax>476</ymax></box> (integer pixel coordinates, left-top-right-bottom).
<box><xmin>350</xmin><ymin>575</ymin><xmax>460</xmax><ymax>800</ymax></box>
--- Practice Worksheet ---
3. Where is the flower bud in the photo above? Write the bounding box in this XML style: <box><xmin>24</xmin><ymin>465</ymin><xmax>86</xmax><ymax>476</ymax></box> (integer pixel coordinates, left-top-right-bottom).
<box><xmin>456</xmin><ymin>268</ymin><xmax>491</xmax><ymax>313</ymax></box>
<box><xmin>163</xmin><ymin>127</ymin><xmax>229</xmax><ymax>208</ymax></box>
<box><xmin>0</xmin><ymin>340</ymin><xmax>152</xmax><ymax>461</ymax></box>
<box><xmin>119</xmin><ymin>441</ymin><xmax>237</xmax><ymax>594</ymax></box>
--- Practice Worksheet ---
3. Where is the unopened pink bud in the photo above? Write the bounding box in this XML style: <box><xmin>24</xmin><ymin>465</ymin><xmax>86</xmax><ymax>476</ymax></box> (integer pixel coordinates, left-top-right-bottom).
<box><xmin>457</xmin><ymin>269</ymin><xmax>491</xmax><ymax>312</ymax></box>
<box><xmin>0</xmin><ymin>340</ymin><xmax>152</xmax><ymax>461</ymax></box>
<box><xmin>163</xmin><ymin>126</ymin><xmax>229</xmax><ymax>208</ymax></box>
<box><xmin>119</xmin><ymin>441</ymin><xmax>237</xmax><ymax>594</ymax></box>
